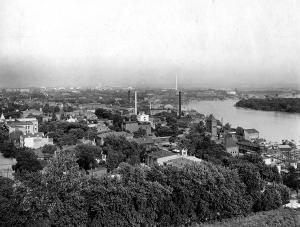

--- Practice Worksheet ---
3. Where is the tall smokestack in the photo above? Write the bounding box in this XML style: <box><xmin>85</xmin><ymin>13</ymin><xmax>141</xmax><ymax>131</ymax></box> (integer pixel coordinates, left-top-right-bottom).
<box><xmin>178</xmin><ymin>91</ymin><xmax>182</xmax><ymax>118</ymax></box>
<box><xmin>135</xmin><ymin>91</ymin><xmax>138</xmax><ymax>115</ymax></box>
<box><xmin>128</xmin><ymin>90</ymin><xmax>131</xmax><ymax>103</ymax></box>
<box><xmin>175</xmin><ymin>74</ymin><xmax>178</xmax><ymax>91</ymax></box>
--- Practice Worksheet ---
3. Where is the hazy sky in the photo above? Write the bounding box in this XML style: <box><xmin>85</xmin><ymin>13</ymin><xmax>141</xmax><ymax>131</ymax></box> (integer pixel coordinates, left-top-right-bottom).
<box><xmin>0</xmin><ymin>0</ymin><xmax>299</xmax><ymax>88</ymax></box>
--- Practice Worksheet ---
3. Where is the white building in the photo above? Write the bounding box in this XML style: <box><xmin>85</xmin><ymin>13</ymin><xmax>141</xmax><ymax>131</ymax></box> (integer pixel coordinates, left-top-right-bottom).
<box><xmin>22</xmin><ymin>132</ymin><xmax>54</xmax><ymax>149</ymax></box>
<box><xmin>137</xmin><ymin>113</ymin><xmax>149</xmax><ymax>122</ymax></box>
<box><xmin>66</xmin><ymin>116</ymin><xmax>77</xmax><ymax>123</ymax></box>
<box><xmin>244</xmin><ymin>129</ymin><xmax>259</xmax><ymax>141</ymax></box>
<box><xmin>7</xmin><ymin>121</ymin><xmax>35</xmax><ymax>134</ymax></box>
<box><xmin>17</xmin><ymin>118</ymin><xmax>39</xmax><ymax>134</ymax></box>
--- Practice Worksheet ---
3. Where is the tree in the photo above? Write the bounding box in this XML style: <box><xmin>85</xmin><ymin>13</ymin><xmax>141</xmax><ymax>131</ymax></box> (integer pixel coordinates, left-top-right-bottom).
<box><xmin>9</xmin><ymin>130</ymin><xmax>23</xmax><ymax>144</ymax></box>
<box><xmin>51</xmin><ymin>113</ymin><xmax>57</xmax><ymax>121</ymax></box>
<box><xmin>42</xmin><ymin>144</ymin><xmax>57</xmax><ymax>155</ymax></box>
<box><xmin>11</xmin><ymin>151</ymin><xmax>89</xmax><ymax>226</ymax></box>
<box><xmin>223</xmin><ymin>122</ymin><xmax>231</xmax><ymax>131</ymax></box>
<box><xmin>0</xmin><ymin>176</ymin><xmax>16</xmax><ymax>226</ymax></box>
<box><xmin>0</xmin><ymin>126</ymin><xmax>9</xmax><ymax>143</ymax></box>
<box><xmin>1</xmin><ymin>142</ymin><xmax>17</xmax><ymax>158</ymax></box>
<box><xmin>146</xmin><ymin>162</ymin><xmax>252</xmax><ymax>225</ymax></box>
<box><xmin>42</xmin><ymin>103</ymin><xmax>50</xmax><ymax>113</ymax></box>
<box><xmin>95</xmin><ymin>108</ymin><xmax>111</xmax><ymax>119</ymax></box>
<box><xmin>75</xmin><ymin>144</ymin><xmax>102</xmax><ymax>171</ymax></box>
<box><xmin>236</xmin><ymin>126</ymin><xmax>244</xmax><ymax>136</ymax></box>
<box><xmin>261</xmin><ymin>185</ymin><xmax>282</xmax><ymax>211</ymax></box>
<box><xmin>88</xmin><ymin>163</ymin><xmax>172</xmax><ymax>226</ymax></box>
<box><xmin>54</xmin><ymin>105</ymin><xmax>60</xmax><ymax>113</ymax></box>
<box><xmin>103</xmin><ymin>136</ymin><xmax>142</xmax><ymax>172</ymax></box>
<box><xmin>272</xmin><ymin>184</ymin><xmax>290</xmax><ymax>205</ymax></box>
<box><xmin>12</xmin><ymin>149</ymin><xmax>43</xmax><ymax>173</ymax></box>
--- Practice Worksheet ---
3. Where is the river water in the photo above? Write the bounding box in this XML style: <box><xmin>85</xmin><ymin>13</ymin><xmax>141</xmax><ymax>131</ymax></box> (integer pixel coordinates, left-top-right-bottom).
<box><xmin>184</xmin><ymin>99</ymin><xmax>300</xmax><ymax>143</ymax></box>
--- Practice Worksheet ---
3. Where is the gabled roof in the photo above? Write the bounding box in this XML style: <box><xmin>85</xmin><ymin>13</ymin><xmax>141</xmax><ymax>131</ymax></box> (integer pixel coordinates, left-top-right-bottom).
<box><xmin>128</xmin><ymin>137</ymin><xmax>154</xmax><ymax>145</ymax></box>
<box><xmin>244</xmin><ymin>128</ymin><xmax>259</xmax><ymax>134</ymax></box>
<box><xmin>207</xmin><ymin>114</ymin><xmax>216</xmax><ymax>121</ymax></box>
<box><xmin>7</xmin><ymin>121</ymin><xmax>33</xmax><ymax>126</ymax></box>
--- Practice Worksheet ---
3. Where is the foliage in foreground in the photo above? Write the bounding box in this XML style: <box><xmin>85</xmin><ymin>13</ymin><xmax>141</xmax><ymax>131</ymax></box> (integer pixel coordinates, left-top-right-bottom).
<box><xmin>0</xmin><ymin>151</ymin><xmax>291</xmax><ymax>226</ymax></box>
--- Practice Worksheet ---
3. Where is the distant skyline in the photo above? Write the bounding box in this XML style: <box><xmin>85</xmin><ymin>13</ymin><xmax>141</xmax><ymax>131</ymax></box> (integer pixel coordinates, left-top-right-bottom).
<box><xmin>0</xmin><ymin>0</ymin><xmax>299</xmax><ymax>89</ymax></box>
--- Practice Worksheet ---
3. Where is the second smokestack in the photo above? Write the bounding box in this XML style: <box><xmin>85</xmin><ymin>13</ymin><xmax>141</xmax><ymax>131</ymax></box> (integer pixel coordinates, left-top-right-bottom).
<box><xmin>178</xmin><ymin>91</ymin><xmax>181</xmax><ymax>118</ymax></box>
<box><xmin>135</xmin><ymin>91</ymin><xmax>138</xmax><ymax>115</ymax></box>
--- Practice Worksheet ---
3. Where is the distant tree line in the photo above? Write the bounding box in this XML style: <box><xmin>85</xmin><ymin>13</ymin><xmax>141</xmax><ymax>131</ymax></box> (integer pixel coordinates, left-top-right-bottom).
<box><xmin>235</xmin><ymin>98</ymin><xmax>300</xmax><ymax>113</ymax></box>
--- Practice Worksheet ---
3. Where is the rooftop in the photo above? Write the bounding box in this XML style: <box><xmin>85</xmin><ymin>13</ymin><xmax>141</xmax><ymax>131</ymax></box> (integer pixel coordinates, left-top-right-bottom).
<box><xmin>128</xmin><ymin>137</ymin><xmax>155</xmax><ymax>145</ymax></box>
<box><xmin>148</xmin><ymin>149</ymin><xmax>175</xmax><ymax>159</ymax></box>
<box><xmin>244</xmin><ymin>128</ymin><xmax>259</xmax><ymax>134</ymax></box>
<box><xmin>7</xmin><ymin>121</ymin><xmax>33</xmax><ymax>126</ymax></box>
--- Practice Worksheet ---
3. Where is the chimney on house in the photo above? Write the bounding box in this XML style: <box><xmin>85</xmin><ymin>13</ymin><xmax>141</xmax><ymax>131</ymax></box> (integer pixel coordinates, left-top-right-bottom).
<box><xmin>135</xmin><ymin>91</ymin><xmax>138</xmax><ymax>115</ymax></box>
<box><xmin>178</xmin><ymin>91</ymin><xmax>182</xmax><ymax>118</ymax></box>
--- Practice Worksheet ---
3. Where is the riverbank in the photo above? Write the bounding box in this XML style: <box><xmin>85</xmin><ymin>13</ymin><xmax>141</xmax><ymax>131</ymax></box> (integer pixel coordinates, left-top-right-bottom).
<box><xmin>184</xmin><ymin>99</ymin><xmax>300</xmax><ymax>143</ymax></box>
<box><xmin>235</xmin><ymin>98</ymin><xmax>300</xmax><ymax>114</ymax></box>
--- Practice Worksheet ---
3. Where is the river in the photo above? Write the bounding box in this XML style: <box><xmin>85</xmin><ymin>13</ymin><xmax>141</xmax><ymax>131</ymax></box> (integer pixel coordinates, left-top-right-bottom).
<box><xmin>184</xmin><ymin>99</ymin><xmax>300</xmax><ymax>143</ymax></box>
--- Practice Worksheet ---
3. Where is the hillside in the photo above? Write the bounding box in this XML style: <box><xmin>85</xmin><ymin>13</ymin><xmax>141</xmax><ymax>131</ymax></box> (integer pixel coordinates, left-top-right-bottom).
<box><xmin>197</xmin><ymin>208</ymin><xmax>300</xmax><ymax>227</ymax></box>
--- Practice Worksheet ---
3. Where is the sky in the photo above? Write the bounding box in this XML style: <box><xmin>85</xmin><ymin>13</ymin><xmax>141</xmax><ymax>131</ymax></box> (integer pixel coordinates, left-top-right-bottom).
<box><xmin>0</xmin><ymin>0</ymin><xmax>299</xmax><ymax>88</ymax></box>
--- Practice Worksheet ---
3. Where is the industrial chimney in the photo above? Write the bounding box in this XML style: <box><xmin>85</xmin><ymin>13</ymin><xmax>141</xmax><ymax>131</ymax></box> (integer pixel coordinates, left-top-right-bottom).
<box><xmin>128</xmin><ymin>90</ymin><xmax>131</xmax><ymax>103</ymax></box>
<box><xmin>135</xmin><ymin>91</ymin><xmax>138</xmax><ymax>115</ymax></box>
<box><xmin>178</xmin><ymin>91</ymin><xmax>182</xmax><ymax>118</ymax></box>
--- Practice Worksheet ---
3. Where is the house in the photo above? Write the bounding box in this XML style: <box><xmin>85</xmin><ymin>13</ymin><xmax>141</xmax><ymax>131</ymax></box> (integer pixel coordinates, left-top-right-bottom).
<box><xmin>138</xmin><ymin>123</ymin><xmax>152</xmax><ymax>135</ymax></box>
<box><xmin>278</xmin><ymin>144</ymin><xmax>292</xmax><ymax>152</ymax></box>
<box><xmin>146</xmin><ymin>149</ymin><xmax>201</xmax><ymax>167</ymax></box>
<box><xmin>122</xmin><ymin>121</ymin><xmax>139</xmax><ymax>133</ymax></box>
<box><xmin>88</xmin><ymin>122</ymin><xmax>109</xmax><ymax>133</ymax></box>
<box><xmin>7</xmin><ymin>121</ymin><xmax>34</xmax><ymax>134</ymax></box>
<box><xmin>22</xmin><ymin>109</ymin><xmax>43</xmax><ymax>118</ymax></box>
<box><xmin>78</xmin><ymin>138</ymin><xmax>96</xmax><ymax>146</ymax></box>
<box><xmin>224</xmin><ymin>136</ymin><xmax>239</xmax><ymax>157</ymax></box>
<box><xmin>237</xmin><ymin>140</ymin><xmax>261</xmax><ymax>154</ymax></box>
<box><xmin>128</xmin><ymin>137</ymin><xmax>155</xmax><ymax>151</ymax></box>
<box><xmin>137</xmin><ymin>113</ymin><xmax>149</xmax><ymax>122</ymax></box>
<box><xmin>21</xmin><ymin>132</ymin><xmax>54</xmax><ymax>149</ymax></box>
<box><xmin>17</xmin><ymin>118</ymin><xmax>39</xmax><ymax>133</ymax></box>
<box><xmin>96</xmin><ymin>131</ymin><xmax>133</xmax><ymax>146</ymax></box>
<box><xmin>244</xmin><ymin>129</ymin><xmax>259</xmax><ymax>141</ymax></box>
<box><xmin>263</xmin><ymin>155</ymin><xmax>280</xmax><ymax>166</ymax></box>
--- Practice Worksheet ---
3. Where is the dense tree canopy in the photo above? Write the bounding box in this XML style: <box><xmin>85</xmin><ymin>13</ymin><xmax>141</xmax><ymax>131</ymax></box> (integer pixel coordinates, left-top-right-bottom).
<box><xmin>236</xmin><ymin>98</ymin><xmax>300</xmax><ymax>113</ymax></box>
<box><xmin>103</xmin><ymin>136</ymin><xmax>143</xmax><ymax>172</ymax></box>
<box><xmin>12</xmin><ymin>149</ymin><xmax>43</xmax><ymax>174</ymax></box>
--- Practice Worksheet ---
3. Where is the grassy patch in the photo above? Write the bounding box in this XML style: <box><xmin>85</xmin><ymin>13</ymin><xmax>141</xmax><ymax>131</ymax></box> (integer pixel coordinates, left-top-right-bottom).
<box><xmin>196</xmin><ymin>208</ymin><xmax>300</xmax><ymax>227</ymax></box>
